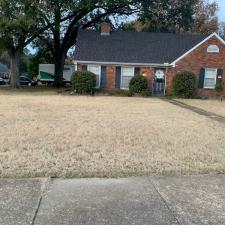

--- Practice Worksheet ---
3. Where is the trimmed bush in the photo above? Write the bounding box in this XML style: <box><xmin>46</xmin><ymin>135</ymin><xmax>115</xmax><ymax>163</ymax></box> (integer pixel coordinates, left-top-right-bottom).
<box><xmin>173</xmin><ymin>71</ymin><xmax>196</xmax><ymax>98</ymax></box>
<box><xmin>214</xmin><ymin>79</ymin><xmax>224</xmax><ymax>96</ymax></box>
<box><xmin>71</xmin><ymin>71</ymin><xmax>96</xmax><ymax>94</ymax></box>
<box><xmin>129</xmin><ymin>75</ymin><xmax>148</xmax><ymax>95</ymax></box>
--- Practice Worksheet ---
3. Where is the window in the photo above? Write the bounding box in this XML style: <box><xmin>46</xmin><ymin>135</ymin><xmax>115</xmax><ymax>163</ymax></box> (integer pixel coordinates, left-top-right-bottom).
<box><xmin>87</xmin><ymin>65</ymin><xmax>101</xmax><ymax>88</ymax></box>
<box><xmin>204</xmin><ymin>68</ymin><xmax>217</xmax><ymax>89</ymax></box>
<box><xmin>121</xmin><ymin>67</ymin><xmax>134</xmax><ymax>89</ymax></box>
<box><xmin>207</xmin><ymin>45</ymin><xmax>219</xmax><ymax>53</ymax></box>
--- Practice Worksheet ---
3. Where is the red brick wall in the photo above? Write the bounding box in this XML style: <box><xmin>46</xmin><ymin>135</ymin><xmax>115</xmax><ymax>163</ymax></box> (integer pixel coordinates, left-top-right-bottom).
<box><xmin>106</xmin><ymin>65</ymin><xmax>116</xmax><ymax>90</ymax></box>
<box><xmin>165</xmin><ymin>36</ymin><xmax>225</xmax><ymax>96</ymax></box>
<box><xmin>140</xmin><ymin>67</ymin><xmax>154</xmax><ymax>94</ymax></box>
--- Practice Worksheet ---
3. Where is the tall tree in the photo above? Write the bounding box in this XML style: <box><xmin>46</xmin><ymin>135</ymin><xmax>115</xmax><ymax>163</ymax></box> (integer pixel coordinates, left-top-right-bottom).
<box><xmin>141</xmin><ymin>0</ymin><xmax>196</xmax><ymax>33</ymax></box>
<box><xmin>121</xmin><ymin>0</ymin><xmax>196</xmax><ymax>33</ymax></box>
<box><xmin>0</xmin><ymin>0</ymin><xmax>41</xmax><ymax>87</ymax></box>
<box><xmin>191</xmin><ymin>0</ymin><xmax>218</xmax><ymax>34</ymax></box>
<box><xmin>120</xmin><ymin>0</ymin><xmax>219</xmax><ymax>35</ymax></box>
<box><xmin>37</xmin><ymin>0</ymin><xmax>139</xmax><ymax>87</ymax></box>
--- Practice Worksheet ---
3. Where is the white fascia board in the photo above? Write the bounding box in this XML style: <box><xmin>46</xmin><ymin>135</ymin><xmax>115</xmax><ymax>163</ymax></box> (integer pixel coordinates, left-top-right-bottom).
<box><xmin>75</xmin><ymin>60</ymin><xmax>172</xmax><ymax>68</ymax></box>
<box><xmin>214</xmin><ymin>33</ymin><xmax>225</xmax><ymax>45</ymax></box>
<box><xmin>170</xmin><ymin>33</ymin><xmax>225</xmax><ymax>67</ymax></box>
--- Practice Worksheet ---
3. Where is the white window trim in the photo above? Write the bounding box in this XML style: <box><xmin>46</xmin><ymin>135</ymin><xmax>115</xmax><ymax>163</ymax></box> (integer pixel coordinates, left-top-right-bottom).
<box><xmin>207</xmin><ymin>45</ymin><xmax>220</xmax><ymax>53</ymax></box>
<box><xmin>204</xmin><ymin>68</ymin><xmax>217</xmax><ymax>89</ymax></box>
<box><xmin>120</xmin><ymin>66</ymin><xmax>135</xmax><ymax>89</ymax></box>
<box><xmin>87</xmin><ymin>64</ymin><xmax>101</xmax><ymax>88</ymax></box>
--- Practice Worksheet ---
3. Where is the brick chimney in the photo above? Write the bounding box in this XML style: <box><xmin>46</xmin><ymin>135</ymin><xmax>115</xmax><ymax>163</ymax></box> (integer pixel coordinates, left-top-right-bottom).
<box><xmin>101</xmin><ymin>22</ymin><xmax>111</xmax><ymax>35</ymax></box>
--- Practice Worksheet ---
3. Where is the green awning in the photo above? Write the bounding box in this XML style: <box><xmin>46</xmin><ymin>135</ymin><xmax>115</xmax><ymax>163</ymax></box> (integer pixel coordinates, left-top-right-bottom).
<box><xmin>39</xmin><ymin>71</ymin><xmax>54</xmax><ymax>81</ymax></box>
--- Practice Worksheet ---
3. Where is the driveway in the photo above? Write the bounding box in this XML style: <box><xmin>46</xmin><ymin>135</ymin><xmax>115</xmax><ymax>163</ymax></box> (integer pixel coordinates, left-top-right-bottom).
<box><xmin>1</xmin><ymin>175</ymin><xmax>225</xmax><ymax>225</ymax></box>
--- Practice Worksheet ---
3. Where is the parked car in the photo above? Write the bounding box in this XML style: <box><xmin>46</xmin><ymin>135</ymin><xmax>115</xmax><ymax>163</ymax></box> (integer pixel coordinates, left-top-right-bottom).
<box><xmin>0</xmin><ymin>77</ymin><xmax>6</xmax><ymax>85</ymax></box>
<box><xmin>19</xmin><ymin>76</ymin><xmax>38</xmax><ymax>86</ymax></box>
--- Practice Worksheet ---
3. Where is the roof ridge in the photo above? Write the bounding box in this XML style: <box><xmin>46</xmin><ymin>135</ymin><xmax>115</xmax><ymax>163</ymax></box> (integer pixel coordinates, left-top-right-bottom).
<box><xmin>79</xmin><ymin>29</ymin><xmax>207</xmax><ymax>37</ymax></box>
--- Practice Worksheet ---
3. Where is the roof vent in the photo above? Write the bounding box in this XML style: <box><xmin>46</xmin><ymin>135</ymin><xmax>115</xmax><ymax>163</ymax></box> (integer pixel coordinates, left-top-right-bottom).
<box><xmin>207</xmin><ymin>45</ymin><xmax>219</xmax><ymax>53</ymax></box>
<box><xmin>101</xmin><ymin>22</ymin><xmax>111</xmax><ymax>36</ymax></box>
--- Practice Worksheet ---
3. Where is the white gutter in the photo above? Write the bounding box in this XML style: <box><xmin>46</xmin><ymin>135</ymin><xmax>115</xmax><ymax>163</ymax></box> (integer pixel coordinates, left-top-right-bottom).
<box><xmin>75</xmin><ymin>60</ymin><xmax>172</xmax><ymax>68</ymax></box>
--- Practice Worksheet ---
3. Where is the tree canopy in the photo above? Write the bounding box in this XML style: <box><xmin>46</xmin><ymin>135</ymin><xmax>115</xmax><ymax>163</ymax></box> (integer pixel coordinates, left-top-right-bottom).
<box><xmin>36</xmin><ymin>0</ymin><xmax>140</xmax><ymax>87</ymax></box>
<box><xmin>0</xmin><ymin>0</ymin><xmax>43</xmax><ymax>87</ymax></box>
<box><xmin>120</xmin><ymin>0</ymin><xmax>220</xmax><ymax>35</ymax></box>
<box><xmin>0</xmin><ymin>0</ymin><xmax>142</xmax><ymax>87</ymax></box>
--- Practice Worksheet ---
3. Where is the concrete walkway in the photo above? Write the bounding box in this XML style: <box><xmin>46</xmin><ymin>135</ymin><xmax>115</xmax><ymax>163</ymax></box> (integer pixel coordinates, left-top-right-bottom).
<box><xmin>1</xmin><ymin>175</ymin><xmax>225</xmax><ymax>225</ymax></box>
<box><xmin>166</xmin><ymin>99</ymin><xmax>225</xmax><ymax>124</ymax></box>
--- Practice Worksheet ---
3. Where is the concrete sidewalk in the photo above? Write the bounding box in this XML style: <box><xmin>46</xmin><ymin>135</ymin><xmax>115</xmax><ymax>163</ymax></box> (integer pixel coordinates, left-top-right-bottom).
<box><xmin>165</xmin><ymin>99</ymin><xmax>225</xmax><ymax>124</ymax></box>
<box><xmin>0</xmin><ymin>175</ymin><xmax>225</xmax><ymax>225</ymax></box>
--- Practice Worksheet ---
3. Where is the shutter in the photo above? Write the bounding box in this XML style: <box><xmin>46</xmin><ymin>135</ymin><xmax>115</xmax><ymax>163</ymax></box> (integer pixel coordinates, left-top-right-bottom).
<box><xmin>216</xmin><ymin>68</ymin><xmax>224</xmax><ymax>84</ymax></box>
<box><xmin>115</xmin><ymin>66</ymin><xmax>121</xmax><ymax>89</ymax></box>
<box><xmin>100</xmin><ymin>66</ymin><xmax>107</xmax><ymax>89</ymax></box>
<box><xmin>134</xmin><ymin>67</ymin><xmax>140</xmax><ymax>76</ymax></box>
<box><xmin>198</xmin><ymin>68</ymin><xmax>205</xmax><ymax>88</ymax></box>
<box><xmin>217</xmin><ymin>69</ymin><xmax>224</xmax><ymax>78</ymax></box>
<box><xmin>82</xmin><ymin>65</ymin><xmax>87</xmax><ymax>71</ymax></box>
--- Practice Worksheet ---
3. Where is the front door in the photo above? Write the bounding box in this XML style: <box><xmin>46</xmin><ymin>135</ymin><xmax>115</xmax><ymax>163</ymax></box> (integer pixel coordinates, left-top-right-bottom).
<box><xmin>152</xmin><ymin>69</ymin><xmax>165</xmax><ymax>96</ymax></box>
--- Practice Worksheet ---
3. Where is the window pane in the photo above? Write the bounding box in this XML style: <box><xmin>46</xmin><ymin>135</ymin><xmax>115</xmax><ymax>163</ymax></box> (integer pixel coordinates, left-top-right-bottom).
<box><xmin>205</xmin><ymin>69</ymin><xmax>217</xmax><ymax>78</ymax></box>
<box><xmin>96</xmin><ymin>75</ymin><xmax>100</xmax><ymax>88</ymax></box>
<box><xmin>121</xmin><ymin>67</ymin><xmax>134</xmax><ymax>89</ymax></box>
<box><xmin>122</xmin><ymin>67</ymin><xmax>133</xmax><ymax>76</ymax></box>
<box><xmin>204</xmin><ymin>69</ymin><xmax>217</xmax><ymax>88</ymax></box>
<box><xmin>121</xmin><ymin>76</ymin><xmax>132</xmax><ymax>89</ymax></box>
<box><xmin>88</xmin><ymin>66</ymin><xmax>100</xmax><ymax>75</ymax></box>
<box><xmin>88</xmin><ymin>65</ymin><xmax>100</xmax><ymax>88</ymax></box>
<box><xmin>204</xmin><ymin>78</ymin><xmax>215</xmax><ymax>88</ymax></box>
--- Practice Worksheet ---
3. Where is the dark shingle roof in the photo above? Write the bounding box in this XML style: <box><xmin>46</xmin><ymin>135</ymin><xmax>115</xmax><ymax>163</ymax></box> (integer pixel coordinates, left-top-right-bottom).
<box><xmin>75</xmin><ymin>30</ymin><xmax>207</xmax><ymax>64</ymax></box>
<box><xmin>0</xmin><ymin>63</ymin><xmax>9</xmax><ymax>73</ymax></box>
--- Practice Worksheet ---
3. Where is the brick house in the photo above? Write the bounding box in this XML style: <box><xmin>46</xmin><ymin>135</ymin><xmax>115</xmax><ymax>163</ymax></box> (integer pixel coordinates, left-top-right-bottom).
<box><xmin>74</xmin><ymin>22</ymin><xmax>225</xmax><ymax>96</ymax></box>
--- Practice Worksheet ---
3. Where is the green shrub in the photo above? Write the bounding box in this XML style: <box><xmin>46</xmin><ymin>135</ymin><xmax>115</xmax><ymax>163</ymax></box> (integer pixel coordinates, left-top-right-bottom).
<box><xmin>129</xmin><ymin>75</ymin><xmax>148</xmax><ymax>95</ymax></box>
<box><xmin>214</xmin><ymin>79</ymin><xmax>224</xmax><ymax>97</ymax></box>
<box><xmin>71</xmin><ymin>71</ymin><xmax>96</xmax><ymax>94</ymax></box>
<box><xmin>173</xmin><ymin>71</ymin><xmax>196</xmax><ymax>98</ymax></box>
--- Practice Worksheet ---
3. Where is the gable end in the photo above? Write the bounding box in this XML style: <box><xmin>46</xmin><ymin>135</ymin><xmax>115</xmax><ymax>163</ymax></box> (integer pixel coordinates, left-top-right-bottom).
<box><xmin>171</xmin><ymin>33</ymin><xmax>225</xmax><ymax>67</ymax></box>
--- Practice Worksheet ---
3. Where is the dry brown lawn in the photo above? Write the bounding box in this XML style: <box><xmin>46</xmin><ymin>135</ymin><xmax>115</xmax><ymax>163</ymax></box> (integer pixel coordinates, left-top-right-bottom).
<box><xmin>0</xmin><ymin>90</ymin><xmax>225</xmax><ymax>178</ymax></box>
<box><xmin>176</xmin><ymin>99</ymin><xmax>225</xmax><ymax>118</ymax></box>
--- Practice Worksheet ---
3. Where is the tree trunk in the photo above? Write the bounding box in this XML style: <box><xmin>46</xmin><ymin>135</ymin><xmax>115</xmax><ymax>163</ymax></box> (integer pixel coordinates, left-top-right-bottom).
<box><xmin>53</xmin><ymin>51</ymin><xmax>66</xmax><ymax>88</ymax></box>
<box><xmin>10</xmin><ymin>50</ymin><xmax>21</xmax><ymax>88</ymax></box>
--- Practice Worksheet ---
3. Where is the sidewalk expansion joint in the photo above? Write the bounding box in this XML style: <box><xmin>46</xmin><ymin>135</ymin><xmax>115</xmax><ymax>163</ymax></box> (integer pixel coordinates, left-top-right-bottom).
<box><xmin>30</xmin><ymin>178</ymin><xmax>51</xmax><ymax>225</ymax></box>
<box><xmin>148</xmin><ymin>178</ymin><xmax>182</xmax><ymax>225</ymax></box>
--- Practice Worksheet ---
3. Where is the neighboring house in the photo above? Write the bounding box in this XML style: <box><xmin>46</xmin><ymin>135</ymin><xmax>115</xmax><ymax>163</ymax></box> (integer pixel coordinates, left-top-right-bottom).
<box><xmin>74</xmin><ymin>22</ymin><xmax>225</xmax><ymax>96</ymax></box>
<box><xmin>0</xmin><ymin>63</ymin><xmax>10</xmax><ymax>79</ymax></box>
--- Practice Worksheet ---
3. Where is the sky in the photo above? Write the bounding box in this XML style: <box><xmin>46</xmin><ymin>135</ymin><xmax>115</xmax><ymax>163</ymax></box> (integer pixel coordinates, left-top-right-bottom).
<box><xmin>216</xmin><ymin>0</ymin><xmax>225</xmax><ymax>21</ymax></box>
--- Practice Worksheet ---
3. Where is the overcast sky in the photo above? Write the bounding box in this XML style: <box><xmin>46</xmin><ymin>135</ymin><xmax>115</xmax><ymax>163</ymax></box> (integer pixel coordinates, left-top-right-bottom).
<box><xmin>216</xmin><ymin>0</ymin><xmax>225</xmax><ymax>21</ymax></box>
